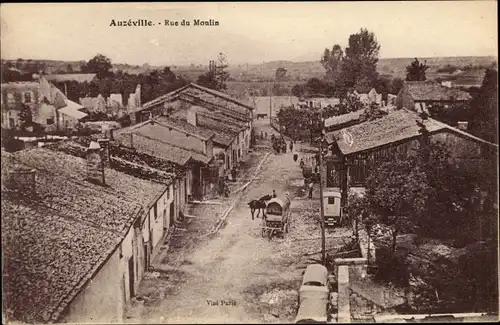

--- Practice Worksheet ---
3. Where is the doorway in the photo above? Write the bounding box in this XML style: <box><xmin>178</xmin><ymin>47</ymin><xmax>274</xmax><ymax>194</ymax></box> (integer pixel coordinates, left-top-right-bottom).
<box><xmin>128</xmin><ymin>256</ymin><xmax>135</xmax><ymax>297</ymax></box>
<box><xmin>143</xmin><ymin>243</ymin><xmax>149</xmax><ymax>272</ymax></box>
<box><xmin>169</xmin><ymin>202</ymin><xmax>174</xmax><ymax>228</ymax></box>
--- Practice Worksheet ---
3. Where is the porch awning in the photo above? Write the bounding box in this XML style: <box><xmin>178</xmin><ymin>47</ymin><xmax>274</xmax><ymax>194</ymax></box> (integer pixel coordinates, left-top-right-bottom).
<box><xmin>58</xmin><ymin>100</ymin><xmax>88</xmax><ymax>120</ymax></box>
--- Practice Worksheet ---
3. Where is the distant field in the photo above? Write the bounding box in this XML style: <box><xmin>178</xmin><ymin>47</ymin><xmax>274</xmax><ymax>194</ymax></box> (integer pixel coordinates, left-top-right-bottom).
<box><xmin>3</xmin><ymin>55</ymin><xmax>496</xmax><ymax>88</ymax></box>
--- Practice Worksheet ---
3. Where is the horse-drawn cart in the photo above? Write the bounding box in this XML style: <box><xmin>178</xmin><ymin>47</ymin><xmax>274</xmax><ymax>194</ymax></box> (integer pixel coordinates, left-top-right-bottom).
<box><xmin>262</xmin><ymin>195</ymin><xmax>291</xmax><ymax>239</ymax></box>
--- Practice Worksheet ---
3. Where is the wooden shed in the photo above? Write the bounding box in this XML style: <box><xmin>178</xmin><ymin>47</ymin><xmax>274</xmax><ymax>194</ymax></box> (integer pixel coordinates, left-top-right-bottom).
<box><xmin>323</xmin><ymin>109</ymin><xmax>498</xmax><ymax>204</ymax></box>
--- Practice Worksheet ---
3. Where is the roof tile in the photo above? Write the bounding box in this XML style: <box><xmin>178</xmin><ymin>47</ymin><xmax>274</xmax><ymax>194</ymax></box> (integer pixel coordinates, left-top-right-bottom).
<box><xmin>405</xmin><ymin>81</ymin><xmax>472</xmax><ymax>101</ymax></box>
<box><xmin>1</xmin><ymin>148</ymin><xmax>166</xmax><ymax>323</ymax></box>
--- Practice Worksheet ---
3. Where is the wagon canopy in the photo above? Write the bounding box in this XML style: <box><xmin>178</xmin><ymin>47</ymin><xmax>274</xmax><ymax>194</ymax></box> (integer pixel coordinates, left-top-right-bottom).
<box><xmin>266</xmin><ymin>196</ymin><xmax>291</xmax><ymax>216</ymax></box>
<box><xmin>302</xmin><ymin>264</ymin><xmax>328</xmax><ymax>287</ymax></box>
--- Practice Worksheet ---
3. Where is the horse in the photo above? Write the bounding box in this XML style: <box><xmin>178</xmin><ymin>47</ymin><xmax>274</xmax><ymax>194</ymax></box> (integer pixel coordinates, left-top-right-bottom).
<box><xmin>248</xmin><ymin>199</ymin><xmax>267</xmax><ymax>220</ymax></box>
<box><xmin>259</xmin><ymin>194</ymin><xmax>272</xmax><ymax>202</ymax></box>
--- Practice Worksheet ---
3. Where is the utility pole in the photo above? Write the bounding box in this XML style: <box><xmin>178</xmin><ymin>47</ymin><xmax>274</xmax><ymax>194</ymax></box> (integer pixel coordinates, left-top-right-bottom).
<box><xmin>318</xmin><ymin>108</ymin><xmax>326</xmax><ymax>264</ymax></box>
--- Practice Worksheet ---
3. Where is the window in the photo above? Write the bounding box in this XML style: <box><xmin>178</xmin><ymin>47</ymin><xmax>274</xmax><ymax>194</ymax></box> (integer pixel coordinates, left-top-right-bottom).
<box><xmin>23</xmin><ymin>92</ymin><xmax>32</xmax><ymax>103</ymax></box>
<box><xmin>167</xmin><ymin>186</ymin><xmax>171</xmax><ymax>200</ymax></box>
<box><xmin>153</xmin><ymin>203</ymin><xmax>158</xmax><ymax>220</ymax></box>
<box><xmin>328</xmin><ymin>197</ymin><xmax>336</xmax><ymax>205</ymax></box>
<box><xmin>7</xmin><ymin>92</ymin><xmax>15</xmax><ymax>105</ymax></box>
<box><xmin>46</xmin><ymin>118</ymin><xmax>54</xmax><ymax>125</ymax></box>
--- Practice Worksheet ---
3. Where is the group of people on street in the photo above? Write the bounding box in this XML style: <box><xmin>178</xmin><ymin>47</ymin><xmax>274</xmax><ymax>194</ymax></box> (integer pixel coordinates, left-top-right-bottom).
<box><xmin>298</xmin><ymin>153</ymin><xmax>320</xmax><ymax>199</ymax></box>
<box><xmin>271</xmin><ymin>134</ymin><xmax>288</xmax><ymax>154</ymax></box>
<box><xmin>219</xmin><ymin>166</ymin><xmax>239</xmax><ymax>198</ymax></box>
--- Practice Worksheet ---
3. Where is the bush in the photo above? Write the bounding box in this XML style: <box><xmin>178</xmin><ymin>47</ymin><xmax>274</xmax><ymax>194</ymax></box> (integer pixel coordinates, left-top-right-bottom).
<box><xmin>2</xmin><ymin>137</ymin><xmax>25</xmax><ymax>152</ymax></box>
<box><xmin>374</xmin><ymin>246</ymin><xmax>409</xmax><ymax>287</ymax></box>
<box><xmin>436</xmin><ymin>65</ymin><xmax>459</xmax><ymax>74</ymax></box>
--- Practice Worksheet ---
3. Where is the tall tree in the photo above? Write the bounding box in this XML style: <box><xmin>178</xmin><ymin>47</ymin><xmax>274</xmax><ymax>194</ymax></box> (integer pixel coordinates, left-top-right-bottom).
<box><xmin>406</xmin><ymin>58</ymin><xmax>429</xmax><ymax>81</ymax></box>
<box><xmin>321</xmin><ymin>44</ymin><xmax>344</xmax><ymax>81</ymax></box>
<box><xmin>82</xmin><ymin>54</ymin><xmax>113</xmax><ymax>79</ymax></box>
<box><xmin>275</xmin><ymin>67</ymin><xmax>288</xmax><ymax>81</ymax></box>
<box><xmin>343</xmin><ymin>28</ymin><xmax>381</xmax><ymax>88</ymax></box>
<box><xmin>469</xmin><ymin>68</ymin><xmax>498</xmax><ymax>144</ymax></box>
<box><xmin>197</xmin><ymin>71</ymin><xmax>218</xmax><ymax>90</ymax></box>
<box><xmin>215</xmin><ymin>52</ymin><xmax>230</xmax><ymax>91</ymax></box>
<box><xmin>67</xmin><ymin>64</ymin><xmax>73</xmax><ymax>73</ymax></box>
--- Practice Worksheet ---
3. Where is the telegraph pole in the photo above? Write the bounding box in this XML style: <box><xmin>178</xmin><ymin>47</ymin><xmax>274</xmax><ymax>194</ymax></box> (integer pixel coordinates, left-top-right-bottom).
<box><xmin>269</xmin><ymin>80</ymin><xmax>272</xmax><ymax>120</ymax></box>
<box><xmin>318</xmin><ymin>108</ymin><xmax>326</xmax><ymax>264</ymax></box>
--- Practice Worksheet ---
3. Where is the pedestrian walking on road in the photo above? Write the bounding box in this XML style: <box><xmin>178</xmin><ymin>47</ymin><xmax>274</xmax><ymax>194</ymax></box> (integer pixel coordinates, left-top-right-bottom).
<box><xmin>299</xmin><ymin>158</ymin><xmax>305</xmax><ymax>169</ymax></box>
<box><xmin>272</xmin><ymin>189</ymin><xmax>277</xmax><ymax>198</ymax></box>
<box><xmin>308</xmin><ymin>181</ymin><xmax>314</xmax><ymax>199</ymax></box>
<box><xmin>293</xmin><ymin>153</ymin><xmax>298</xmax><ymax>162</ymax></box>
<box><xmin>289</xmin><ymin>141</ymin><xmax>293</xmax><ymax>152</ymax></box>
<box><xmin>231</xmin><ymin>166</ymin><xmax>237</xmax><ymax>182</ymax></box>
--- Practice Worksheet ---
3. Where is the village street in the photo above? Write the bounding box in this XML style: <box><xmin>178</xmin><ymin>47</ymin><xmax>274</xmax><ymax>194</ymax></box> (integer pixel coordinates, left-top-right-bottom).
<box><xmin>124</xmin><ymin>119</ymin><xmax>352</xmax><ymax>324</ymax></box>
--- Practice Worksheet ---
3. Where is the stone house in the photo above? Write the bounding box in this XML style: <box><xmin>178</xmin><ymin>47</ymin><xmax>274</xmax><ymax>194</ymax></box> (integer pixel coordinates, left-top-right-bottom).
<box><xmin>1</xmin><ymin>77</ymin><xmax>88</xmax><ymax>132</ymax></box>
<box><xmin>1</xmin><ymin>81</ymin><xmax>39</xmax><ymax>129</ymax></box>
<box><xmin>131</xmin><ymin>83</ymin><xmax>254</xmax><ymax>159</ymax></box>
<box><xmin>323</xmin><ymin>109</ymin><xmax>498</xmax><ymax>206</ymax></box>
<box><xmin>113</xmin><ymin>117</ymin><xmax>218</xmax><ymax>201</ymax></box>
<box><xmin>395</xmin><ymin>80</ymin><xmax>471</xmax><ymax>113</ymax></box>
<box><xmin>1</xmin><ymin>143</ymin><xmax>173</xmax><ymax>323</ymax></box>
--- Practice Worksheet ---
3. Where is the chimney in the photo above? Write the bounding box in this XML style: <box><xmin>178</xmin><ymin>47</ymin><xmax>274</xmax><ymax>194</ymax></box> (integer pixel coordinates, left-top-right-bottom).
<box><xmin>186</xmin><ymin>109</ymin><xmax>197</xmax><ymax>126</ymax></box>
<box><xmin>6</xmin><ymin>168</ymin><xmax>36</xmax><ymax>194</ymax></box>
<box><xmin>457</xmin><ymin>121</ymin><xmax>468</xmax><ymax>131</ymax></box>
<box><xmin>97</xmin><ymin>138</ymin><xmax>110</xmax><ymax>167</ymax></box>
<box><xmin>86</xmin><ymin>141</ymin><xmax>105</xmax><ymax>185</ymax></box>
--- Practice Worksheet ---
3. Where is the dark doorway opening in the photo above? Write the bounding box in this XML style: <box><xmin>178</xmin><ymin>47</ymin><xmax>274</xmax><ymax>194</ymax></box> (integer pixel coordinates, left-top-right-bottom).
<box><xmin>128</xmin><ymin>256</ymin><xmax>135</xmax><ymax>297</ymax></box>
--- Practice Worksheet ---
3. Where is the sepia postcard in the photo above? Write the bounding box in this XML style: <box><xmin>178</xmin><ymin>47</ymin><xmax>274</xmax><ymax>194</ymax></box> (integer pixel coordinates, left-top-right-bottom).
<box><xmin>1</xmin><ymin>1</ymin><xmax>498</xmax><ymax>324</ymax></box>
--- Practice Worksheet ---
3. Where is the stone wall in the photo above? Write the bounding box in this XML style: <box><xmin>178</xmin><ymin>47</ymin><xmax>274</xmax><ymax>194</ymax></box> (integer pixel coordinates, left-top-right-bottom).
<box><xmin>337</xmin><ymin>265</ymin><xmax>351</xmax><ymax>323</ymax></box>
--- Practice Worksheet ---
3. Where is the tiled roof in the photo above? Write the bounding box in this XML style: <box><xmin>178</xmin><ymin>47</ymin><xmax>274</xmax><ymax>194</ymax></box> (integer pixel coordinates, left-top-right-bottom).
<box><xmin>154</xmin><ymin>116</ymin><xmax>215</xmax><ymax>140</ymax></box>
<box><xmin>404</xmin><ymin>81</ymin><xmax>472</xmax><ymax>101</ymax></box>
<box><xmin>325</xmin><ymin>110</ymin><xmax>364</xmax><ymax>128</ymax></box>
<box><xmin>194</xmin><ymin>114</ymin><xmax>240</xmax><ymax>147</ymax></box>
<box><xmin>1</xmin><ymin>82</ymin><xmax>39</xmax><ymax>89</ymax></box>
<box><xmin>1</xmin><ymin>148</ymin><xmax>165</xmax><ymax>323</ymax></box>
<box><xmin>188</xmin><ymin>83</ymin><xmax>254</xmax><ymax>110</ymax></box>
<box><xmin>324</xmin><ymin>106</ymin><xmax>393</xmax><ymax>129</ymax></box>
<box><xmin>48</xmin><ymin>139</ymin><xmax>180</xmax><ymax>185</ymax></box>
<box><xmin>115</xmin><ymin>131</ymin><xmax>193</xmax><ymax>165</ymax></box>
<box><xmin>114</xmin><ymin>129</ymin><xmax>211</xmax><ymax>165</ymax></box>
<box><xmin>58</xmin><ymin>100</ymin><xmax>87</xmax><ymax>120</ymax></box>
<box><xmin>197</xmin><ymin>111</ymin><xmax>247</xmax><ymax>130</ymax></box>
<box><xmin>139</xmin><ymin>83</ymin><xmax>253</xmax><ymax>121</ymax></box>
<box><xmin>44</xmin><ymin>73</ymin><xmax>97</xmax><ymax>83</ymax></box>
<box><xmin>326</xmin><ymin>109</ymin><xmax>496</xmax><ymax>155</ymax></box>
<box><xmin>133</xmin><ymin>122</ymin><xmax>209</xmax><ymax>157</ymax></box>
<box><xmin>326</xmin><ymin>109</ymin><xmax>445</xmax><ymax>155</ymax></box>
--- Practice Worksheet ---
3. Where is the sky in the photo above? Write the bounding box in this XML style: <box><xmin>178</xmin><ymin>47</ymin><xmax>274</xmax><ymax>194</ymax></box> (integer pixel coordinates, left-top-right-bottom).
<box><xmin>0</xmin><ymin>1</ymin><xmax>497</xmax><ymax>66</ymax></box>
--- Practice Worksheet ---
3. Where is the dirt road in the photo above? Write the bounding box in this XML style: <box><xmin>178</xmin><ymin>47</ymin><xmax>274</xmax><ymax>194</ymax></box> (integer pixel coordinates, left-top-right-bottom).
<box><xmin>125</xmin><ymin>121</ymin><xmax>351</xmax><ymax>324</ymax></box>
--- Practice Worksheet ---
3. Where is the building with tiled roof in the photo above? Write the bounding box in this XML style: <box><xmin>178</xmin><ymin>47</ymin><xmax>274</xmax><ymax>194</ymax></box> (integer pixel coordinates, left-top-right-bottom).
<box><xmin>129</xmin><ymin>83</ymin><xmax>253</xmax><ymax>164</ymax></box>
<box><xmin>1</xmin><ymin>77</ymin><xmax>88</xmax><ymax>132</ymax></box>
<box><xmin>1</xmin><ymin>145</ymin><xmax>172</xmax><ymax>323</ymax></box>
<box><xmin>178</xmin><ymin>110</ymin><xmax>248</xmax><ymax>173</ymax></box>
<box><xmin>44</xmin><ymin>73</ymin><xmax>97</xmax><ymax>84</ymax></box>
<box><xmin>139</xmin><ymin>83</ymin><xmax>254</xmax><ymax>119</ymax></box>
<box><xmin>323</xmin><ymin>108</ymin><xmax>497</xmax><ymax>199</ymax></box>
<box><xmin>112</xmin><ymin>116</ymin><xmax>220</xmax><ymax>200</ymax></box>
<box><xmin>396</xmin><ymin>80</ymin><xmax>472</xmax><ymax>112</ymax></box>
<box><xmin>154</xmin><ymin>115</ymin><xmax>215</xmax><ymax>140</ymax></box>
